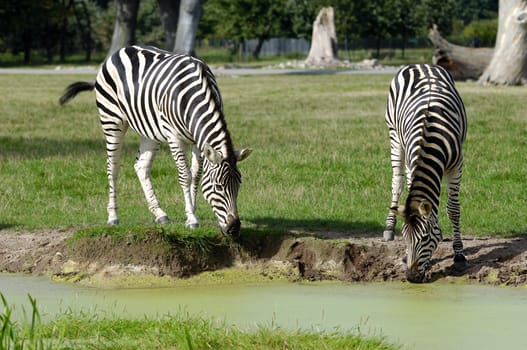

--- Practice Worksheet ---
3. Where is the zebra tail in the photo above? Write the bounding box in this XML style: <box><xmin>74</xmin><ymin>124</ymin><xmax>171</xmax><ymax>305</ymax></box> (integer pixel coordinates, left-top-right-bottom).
<box><xmin>58</xmin><ymin>81</ymin><xmax>95</xmax><ymax>105</ymax></box>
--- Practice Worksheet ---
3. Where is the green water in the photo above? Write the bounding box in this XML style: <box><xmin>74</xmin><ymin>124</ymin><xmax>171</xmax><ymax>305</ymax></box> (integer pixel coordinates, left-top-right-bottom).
<box><xmin>1</xmin><ymin>274</ymin><xmax>526</xmax><ymax>350</ymax></box>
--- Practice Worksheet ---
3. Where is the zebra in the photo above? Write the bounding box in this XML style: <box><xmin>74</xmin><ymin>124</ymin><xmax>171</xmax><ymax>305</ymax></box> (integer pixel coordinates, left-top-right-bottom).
<box><xmin>382</xmin><ymin>64</ymin><xmax>467</xmax><ymax>283</ymax></box>
<box><xmin>59</xmin><ymin>45</ymin><xmax>252</xmax><ymax>237</ymax></box>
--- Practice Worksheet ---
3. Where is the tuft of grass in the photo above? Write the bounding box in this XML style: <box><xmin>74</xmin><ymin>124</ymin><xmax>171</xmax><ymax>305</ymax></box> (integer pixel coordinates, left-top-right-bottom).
<box><xmin>0</xmin><ymin>293</ymin><xmax>400</xmax><ymax>350</ymax></box>
<box><xmin>44</xmin><ymin>309</ymin><xmax>401</xmax><ymax>350</ymax></box>
<box><xmin>1</xmin><ymin>293</ymin><xmax>47</xmax><ymax>349</ymax></box>
<box><xmin>70</xmin><ymin>224</ymin><xmax>225</xmax><ymax>255</ymax></box>
<box><xmin>0</xmin><ymin>73</ymin><xmax>525</xmax><ymax>237</ymax></box>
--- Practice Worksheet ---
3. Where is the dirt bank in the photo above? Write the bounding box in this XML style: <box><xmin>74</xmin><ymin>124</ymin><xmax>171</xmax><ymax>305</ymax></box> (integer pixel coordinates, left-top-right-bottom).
<box><xmin>1</xmin><ymin>228</ymin><xmax>526</xmax><ymax>286</ymax></box>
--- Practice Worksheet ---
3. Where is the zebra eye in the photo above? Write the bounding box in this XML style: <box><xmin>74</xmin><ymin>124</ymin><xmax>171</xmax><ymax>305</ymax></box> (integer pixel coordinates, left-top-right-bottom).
<box><xmin>213</xmin><ymin>183</ymin><xmax>224</xmax><ymax>193</ymax></box>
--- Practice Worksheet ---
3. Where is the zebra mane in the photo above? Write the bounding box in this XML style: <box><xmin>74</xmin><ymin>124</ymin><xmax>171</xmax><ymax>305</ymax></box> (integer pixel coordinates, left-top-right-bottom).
<box><xmin>408</xmin><ymin>108</ymin><xmax>431</xmax><ymax>190</ymax></box>
<box><xmin>415</xmin><ymin>109</ymin><xmax>430</xmax><ymax>163</ymax></box>
<box><xmin>194</xmin><ymin>57</ymin><xmax>224</xmax><ymax>113</ymax></box>
<box><xmin>192</xmin><ymin>57</ymin><xmax>236</xmax><ymax>162</ymax></box>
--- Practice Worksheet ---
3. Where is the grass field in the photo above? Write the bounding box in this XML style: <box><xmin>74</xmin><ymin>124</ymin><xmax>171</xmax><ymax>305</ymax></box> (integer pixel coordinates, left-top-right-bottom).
<box><xmin>0</xmin><ymin>71</ymin><xmax>526</xmax><ymax>237</ymax></box>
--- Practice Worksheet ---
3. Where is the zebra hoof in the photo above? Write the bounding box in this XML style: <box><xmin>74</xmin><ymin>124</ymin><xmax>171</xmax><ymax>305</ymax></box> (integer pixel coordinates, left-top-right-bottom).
<box><xmin>155</xmin><ymin>216</ymin><xmax>170</xmax><ymax>224</ymax></box>
<box><xmin>107</xmin><ymin>219</ymin><xmax>120</xmax><ymax>226</ymax></box>
<box><xmin>186</xmin><ymin>223</ymin><xmax>199</xmax><ymax>229</ymax></box>
<box><xmin>453</xmin><ymin>253</ymin><xmax>467</xmax><ymax>263</ymax></box>
<box><xmin>383</xmin><ymin>230</ymin><xmax>395</xmax><ymax>241</ymax></box>
<box><xmin>453</xmin><ymin>254</ymin><xmax>467</xmax><ymax>271</ymax></box>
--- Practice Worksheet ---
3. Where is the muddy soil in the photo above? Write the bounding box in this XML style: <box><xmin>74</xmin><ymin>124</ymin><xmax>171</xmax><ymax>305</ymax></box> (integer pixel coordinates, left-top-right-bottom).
<box><xmin>1</xmin><ymin>228</ymin><xmax>526</xmax><ymax>286</ymax></box>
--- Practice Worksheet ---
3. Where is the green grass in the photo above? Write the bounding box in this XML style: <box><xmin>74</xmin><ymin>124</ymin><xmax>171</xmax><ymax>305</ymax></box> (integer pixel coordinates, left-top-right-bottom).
<box><xmin>0</xmin><ymin>73</ymin><xmax>526</xmax><ymax>237</ymax></box>
<box><xmin>1</xmin><ymin>293</ymin><xmax>400</xmax><ymax>350</ymax></box>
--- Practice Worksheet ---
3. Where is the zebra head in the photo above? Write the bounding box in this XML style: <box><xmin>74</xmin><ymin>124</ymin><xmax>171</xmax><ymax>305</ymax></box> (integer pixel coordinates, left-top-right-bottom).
<box><xmin>202</xmin><ymin>144</ymin><xmax>252</xmax><ymax>237</ymax></box>
<box><xmin>391</xmin><ymin>199</ymin><xmax>442</xmax><ymax>283</ymax></box>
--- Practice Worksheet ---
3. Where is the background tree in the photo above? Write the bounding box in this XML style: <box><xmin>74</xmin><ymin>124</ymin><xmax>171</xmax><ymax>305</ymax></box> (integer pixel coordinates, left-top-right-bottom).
<box><xmin>106</xmin><ymin>0</ymin><xmax>203</xmax><ymax>56</ymax></box>
<box><xmin>108</xmin><ymin>0</ymin><xmax>140</xmax><ymax>55</ymax></box>
<box><xmin>453</xmin><ymin>0</ymin><xmax>499</xmax><ymax>24</ymax></box>
<box><xmin>478</xmin><ymin>0</ymin><xmax>527</xmax><ymax>85</ymax></box>
<box><xmin>203</xmin><ymin>0</ymin><xmax>292</xmax><ymax>59</ymax></box>
<box><xmin>414</xmin><ymin>0</ymin><xmax>457</xmax><ymax>37</ymax></box>
<box><xmin>157</xmin><ymin>0</ymin><xmax>179</xmax><ymax>49</ymax></box>
<box><xmin>173</xmin><ymin>0</ymin><xmax>203</xmax><ymax>54</ymax></box>
<box><xmin>337</xmin><ymin>0</ymin><xmax>419</xmax><ymax>58</ymax></box>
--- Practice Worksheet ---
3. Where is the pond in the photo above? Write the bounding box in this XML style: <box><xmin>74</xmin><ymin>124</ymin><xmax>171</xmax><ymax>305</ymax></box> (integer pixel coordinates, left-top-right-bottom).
<box><xmin>1</xmin><ymin>274</ymin><xmax>526</xmax><ymax>350</ymax></box>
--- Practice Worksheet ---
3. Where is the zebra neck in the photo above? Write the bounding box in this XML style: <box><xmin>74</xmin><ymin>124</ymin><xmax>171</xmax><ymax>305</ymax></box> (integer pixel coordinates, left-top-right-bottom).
<box><xmin>407</xmin><ymin>167</ymin><xmax>441</xmax><ymax>216</ymax></box>
<box><xmin>194</xmin><ymin>119</ymin><xmax>234</xmax><ymax>163</ymax></box>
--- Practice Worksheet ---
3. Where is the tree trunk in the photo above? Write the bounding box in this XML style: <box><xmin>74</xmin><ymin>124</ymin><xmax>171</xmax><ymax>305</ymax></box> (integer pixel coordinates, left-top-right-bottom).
<box><xmin>157</xmin><ymin>0</ymin><xmax>180</xmax><ymax>50</ymax></box>
<box><xmin>252</xmin><ymin>37</ymin><xmax>265</xmax><ymax>59</ymax></box>
<box><xmin>108</xmin><ymin>0</ymin><xmax>140</xmax><ymax>56</ymax></box>
<box><xmin>22</xmin><ymin>31</ymin><xmax>32</xmax><ymax>64</ymax></box>
<box><xmin>305</xmin><ymin>7</ymin><xmax>339</xmax><ymax>66</ymax></box>
<box><xmin>428</xmin><ymin>24</ymin><xmax>494</xmax><ymax>80</ymax></box>
<box><xmin>479</xmin><ymin>0</ymin><xmax>527</xmax><ymax>85</ymax></box>
<box><xmin>172</xmin><ymin>0</ymin><xmax>203</xmax><ymax>55</ymax></box>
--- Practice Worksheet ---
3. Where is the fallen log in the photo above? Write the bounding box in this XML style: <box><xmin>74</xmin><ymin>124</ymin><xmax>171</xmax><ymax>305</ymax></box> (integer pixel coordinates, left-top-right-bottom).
<box><xmin>428</xmin><ymin>24</ymin><xmax>494</xmax><ymax>80</ymax></box>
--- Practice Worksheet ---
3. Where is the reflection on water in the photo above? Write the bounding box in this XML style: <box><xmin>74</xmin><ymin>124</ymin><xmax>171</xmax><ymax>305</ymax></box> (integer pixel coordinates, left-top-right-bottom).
<box><xmin>1</xmin><ymin>274</ymin><xmax>526</xmax><ymax>350</ymax></box>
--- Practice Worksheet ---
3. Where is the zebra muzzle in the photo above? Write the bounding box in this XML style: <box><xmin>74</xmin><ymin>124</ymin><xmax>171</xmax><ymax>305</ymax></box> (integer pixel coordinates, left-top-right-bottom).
<box><xmin>406</xmin><ymin>262</ymin><xmax>425</xmax><ymax>283</ymax></box>
<box><xmin>221</xmin><ymin>214</ymin><xmax>241</xmax><ymax>237</ymax></box>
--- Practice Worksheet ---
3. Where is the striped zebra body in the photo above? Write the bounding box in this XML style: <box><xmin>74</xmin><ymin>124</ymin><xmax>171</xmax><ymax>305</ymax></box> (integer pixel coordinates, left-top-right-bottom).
<box><xmin>383</xmin><ymin>64</ymin><xmax>467</xmax><ymax>283</ymax></box>
<box><xmin>60</xmin><ymin>45</ymin><xmax>251</xmax><ymax>236</ymax></box>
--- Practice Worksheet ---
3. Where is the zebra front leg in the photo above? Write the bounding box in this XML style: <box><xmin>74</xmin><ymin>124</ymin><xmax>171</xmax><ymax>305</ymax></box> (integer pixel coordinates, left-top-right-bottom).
<box><xmin>135</xmin><ymin>137</ymin><xmax>169</xmax><ymax>224</ymax></box>
<box><xmin>170</xmin><ymin>141</ymin><xmax>199</xmax><ymax>229</ymax></box>
<box><xmin>384</xmin><ymin>135</ymin><xmax>404</xmax><ymax>241</ymax></box>
<box><xmin>384</xmin><ymin>173</ymin><xmax>404</xmax><ymax>240</ymax></box>
<box><xmin>446</xmin><ymin>168</ymin><xmax>466</xmax><ymax>265</ymax></box>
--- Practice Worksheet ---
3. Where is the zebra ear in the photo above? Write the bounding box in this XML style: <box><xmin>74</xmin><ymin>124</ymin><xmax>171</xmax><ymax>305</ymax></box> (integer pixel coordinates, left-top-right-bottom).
<box><xmin>235</xmin><ymin>148</ymin><xmax>252</xmax><ymax>162</ymax></box>
<box><xmin>418</xmin><ymin>200</ymin><xmax>432</xmax><ymax>219</ymax></box>
<box><xmin>204</xmin><ymin>144</ymin><xmax>223</xmax><ymax>164</ymax></box>
<box><xmin>390</xmin><ymin>205</ymin><xmax>406</xmax><ymax>218</ymax></box>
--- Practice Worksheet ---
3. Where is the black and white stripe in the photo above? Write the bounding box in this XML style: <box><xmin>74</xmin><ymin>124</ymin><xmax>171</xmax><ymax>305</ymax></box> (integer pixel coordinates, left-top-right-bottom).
<box><xmin>60</xmin><ymin>45</ymin><xmax>251</xmax><ymax>236</ymax></box>
<box><xmin>382</xmin><ymin>64</ymin><xmax>467</xmax><ymax>282</ymax></box>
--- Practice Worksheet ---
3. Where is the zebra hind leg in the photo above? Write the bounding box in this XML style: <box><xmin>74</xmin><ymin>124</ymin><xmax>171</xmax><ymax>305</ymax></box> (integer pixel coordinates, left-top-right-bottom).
<box><xmin>105</xmin><ymin>126</ymin><xmax>128</xmax><ymax>226</ymax></box>
<box><xmin>135</xmin><ymin>137</ymin><xmax>170</xmax><ymax>224</ymax></box>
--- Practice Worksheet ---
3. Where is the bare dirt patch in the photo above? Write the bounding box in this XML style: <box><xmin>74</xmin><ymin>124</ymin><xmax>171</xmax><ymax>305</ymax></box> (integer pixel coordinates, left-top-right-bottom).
<box><xmin>1</xmin><ymin>228</ymin><xmax>526</xmax><ymax>286</ymax></box>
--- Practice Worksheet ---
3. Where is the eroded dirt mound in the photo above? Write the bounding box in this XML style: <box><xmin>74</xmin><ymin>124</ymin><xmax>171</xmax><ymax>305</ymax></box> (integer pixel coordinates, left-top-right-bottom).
<box><xmin>1</xmin><ymin>228</ymin><xmax>527</xmax><ymax>286</ymax></box>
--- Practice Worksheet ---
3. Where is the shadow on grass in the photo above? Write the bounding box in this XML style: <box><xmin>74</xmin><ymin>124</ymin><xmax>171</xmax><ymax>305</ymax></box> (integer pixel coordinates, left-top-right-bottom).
<box><xmin>0</xmin><ymin>223</ymin><xmax>15</xmax><ymax>230</ymax></box>
<box><xmin>0</xmin><ymin>136</ymin><xmax>139</xmax><ymax>160</ymax></box>
<box><xmin>247</xmin><ymin>216</ymin><xmax>384</xmax><ymax>239</ymax></box>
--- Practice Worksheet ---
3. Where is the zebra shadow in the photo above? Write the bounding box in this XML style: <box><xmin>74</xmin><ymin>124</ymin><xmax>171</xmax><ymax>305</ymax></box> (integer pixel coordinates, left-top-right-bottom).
<box><xmin>0</xmin><ymin>136</ymin><xmax>140</xmax><ymax>160</ymax></box>
<box><xmin>247</xmin><ymin>217</ymin><xmax>384</xmax><ymax>239</ymax></box>
<box><xmin>428</xmin><ymin>235</ymin><xmax>527</xmax><ymax>283</ymax></box>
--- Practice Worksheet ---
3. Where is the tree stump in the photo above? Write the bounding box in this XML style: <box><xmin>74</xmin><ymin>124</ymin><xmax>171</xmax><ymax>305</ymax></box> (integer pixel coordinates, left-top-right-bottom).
<box><xmin>479</xmin><ymin>0</ymin><xmax>527</xmax><ymax>85</ymax></box>
<box><xmin>305</xmin><ymin>7</ymin><xmax>339</xmax><ymax>67</ymax></box>
<box><xmin>428</xmin><ymin>24</ymin><xmax>494</xmax><ymax>81</ymax></box>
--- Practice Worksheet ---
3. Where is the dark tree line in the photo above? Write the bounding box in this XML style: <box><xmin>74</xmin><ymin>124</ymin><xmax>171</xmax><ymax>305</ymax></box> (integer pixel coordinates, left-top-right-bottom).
<box><xmin>0</xmin><ymin>0</ymin><xmax>498</xmax><ymax>64</ymax></box>
<box><xmin>0</xmin><ymin>0</ymin><xmax>203</xmax><ymax>63</ymax></box>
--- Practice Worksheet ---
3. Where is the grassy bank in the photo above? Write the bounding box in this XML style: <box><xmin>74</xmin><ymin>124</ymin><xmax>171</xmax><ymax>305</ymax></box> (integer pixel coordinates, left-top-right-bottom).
<box><xmin>0</xmin><ymin>72</ymin><xmax>525</xmax><ymax>236</ymax></box>
<box><xmin>1</xmin><ymin>293</ymin><xmax>399</xmax><ymax>350</ymax></box>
